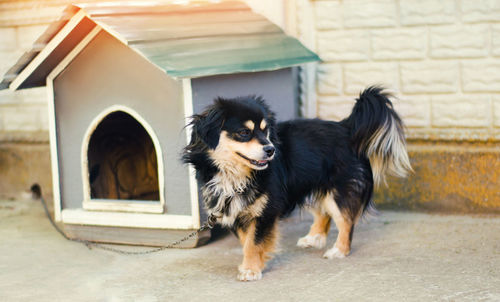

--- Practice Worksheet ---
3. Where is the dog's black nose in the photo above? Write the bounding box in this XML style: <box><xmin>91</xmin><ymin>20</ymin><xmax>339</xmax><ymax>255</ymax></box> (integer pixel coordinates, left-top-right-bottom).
<box><xmin>264</xmin><ymin>145</ymin><xmax>275</xmax><ymax>157</ymax></box>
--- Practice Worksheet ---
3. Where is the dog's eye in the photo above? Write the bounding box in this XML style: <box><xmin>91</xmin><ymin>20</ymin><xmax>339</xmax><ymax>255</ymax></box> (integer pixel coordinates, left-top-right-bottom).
<box><xmin>238</xmin><ymin>129</ymin><xmax>251</xmax><ymax>137</ymax></box>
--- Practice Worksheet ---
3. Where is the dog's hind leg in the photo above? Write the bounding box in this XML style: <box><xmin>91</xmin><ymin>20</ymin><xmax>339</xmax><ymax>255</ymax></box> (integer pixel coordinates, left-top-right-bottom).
<box><xmin>322</xmin><ymin>193</ymin><xmax>358</xmax><ymax>259</ymax></box>
<box><xmin>297</xmin><ymin>198</ymin><xmax>332</xmax><ymax>249</ymax></box>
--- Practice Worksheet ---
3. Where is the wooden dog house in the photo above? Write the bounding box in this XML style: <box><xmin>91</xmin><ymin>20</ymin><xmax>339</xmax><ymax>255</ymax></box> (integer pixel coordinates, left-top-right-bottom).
<box><xmin>1</xmin><ymin>1</ymin><xmax>319</xmax><ymax>247</ymax></box>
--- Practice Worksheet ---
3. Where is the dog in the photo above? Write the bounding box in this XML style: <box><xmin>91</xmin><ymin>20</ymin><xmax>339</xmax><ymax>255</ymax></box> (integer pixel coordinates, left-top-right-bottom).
<box><xmin>182</xmin><ymin>86</ymin><xmax>412</xmax><ymax>281</ymax></box>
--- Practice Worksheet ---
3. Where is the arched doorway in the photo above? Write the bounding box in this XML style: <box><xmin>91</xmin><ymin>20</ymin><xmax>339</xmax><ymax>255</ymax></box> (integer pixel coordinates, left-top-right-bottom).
<box><xmin>81</xmin><ymin>106</ymin><xmax>165</xmax><ymax>213</ymax></box>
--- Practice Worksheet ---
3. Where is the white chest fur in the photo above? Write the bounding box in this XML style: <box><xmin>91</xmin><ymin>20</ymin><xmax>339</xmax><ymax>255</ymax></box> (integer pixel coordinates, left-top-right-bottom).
<box><xmin>202</xmin><ymin>170</ymin><xmax>251</xmax><ymax>227</ymax></box>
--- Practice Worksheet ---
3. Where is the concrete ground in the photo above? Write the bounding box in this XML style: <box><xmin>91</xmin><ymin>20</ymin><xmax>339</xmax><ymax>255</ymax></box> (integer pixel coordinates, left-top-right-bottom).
<box><xmin>1</xmin><ymin>198</ymin><xmax>499</xmax><ymax>302</ymax></box>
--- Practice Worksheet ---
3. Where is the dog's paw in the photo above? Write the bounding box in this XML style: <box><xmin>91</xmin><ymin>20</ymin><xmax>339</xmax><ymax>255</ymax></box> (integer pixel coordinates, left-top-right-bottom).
<box><xmin>237</xmin><ymin>267</ymin><xmax>262</xmax><ymax>281</ymax></box>
<box><xmin>297</xmin><ymin>234</ymin><xmax>326</xmax><ymax>249</ymax></box>
<box><xmin>323</xmin><ymin>246</ymin><xmax>349</xmax><ymax>259</ymax></box>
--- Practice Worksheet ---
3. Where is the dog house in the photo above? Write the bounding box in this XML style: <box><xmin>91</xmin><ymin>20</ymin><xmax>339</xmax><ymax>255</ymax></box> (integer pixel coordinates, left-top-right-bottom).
<box><xmin>1</xmin><ymin>1</ymin><xmax>319</xmax><ymax>247</ymax></box>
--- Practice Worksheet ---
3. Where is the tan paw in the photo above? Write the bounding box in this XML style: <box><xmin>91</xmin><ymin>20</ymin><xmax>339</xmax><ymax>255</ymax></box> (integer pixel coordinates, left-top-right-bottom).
<box><xmin>237</xmin><ymin>267</ymin><xmax>262</xmax><ymax>281</ymax></box>
<box><xmin>323</xmin><ymin>246</ymin><xmax>349</xmax><ymax>259</ymax></box>
<box><xmin>297</xmin><ymin>234</ymin><xmax>327</xmax><ymax>249</ymax></box>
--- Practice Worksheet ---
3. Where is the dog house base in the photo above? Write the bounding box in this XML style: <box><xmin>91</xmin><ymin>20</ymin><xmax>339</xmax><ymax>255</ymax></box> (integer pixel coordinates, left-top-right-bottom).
<box><xmin>63</xmin><ymin>224</ymin><xmax>211</xmax><ymax>248</ymax></box>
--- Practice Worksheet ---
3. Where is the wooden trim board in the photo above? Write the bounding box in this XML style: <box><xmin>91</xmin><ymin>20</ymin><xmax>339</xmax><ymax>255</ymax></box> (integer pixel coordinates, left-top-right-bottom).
<box><xmin>61</xmin><ymin>209</ymin><xmax>195</xmax><ymax>229</ymax></box>
<box><xmin>83</xmin><ymin>199</ymin><xmax>164</xmax><ymax>214</ymax></box>
<box><xmin>46</xmin><ymin>79</ymin><xmax>62</xmax><ymax>221</ymax></box>
<box><xmin>183</xmin><ymin>78</ymin><xmax>202</xmax><ymax>229</ymax></box>
<box><xmin>46</xmin><ymin>25</ymin><xmax>101</xmax><ymax>222</ymax></box>
<box><xmin>10</xmin><ymin>9</ymin><xmax>89</xmax><ymax>91</ymax></box>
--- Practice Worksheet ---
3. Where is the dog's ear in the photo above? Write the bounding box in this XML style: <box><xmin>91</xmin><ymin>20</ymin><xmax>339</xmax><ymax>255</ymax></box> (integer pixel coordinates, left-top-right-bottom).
<box><xmin>190</xmin><ymin>106</ymin><xmax>224</xmax><ymax>149</ymax></box>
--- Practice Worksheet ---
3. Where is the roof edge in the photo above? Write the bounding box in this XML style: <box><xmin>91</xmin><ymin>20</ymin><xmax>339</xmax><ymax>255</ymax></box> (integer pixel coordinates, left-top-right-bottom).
<box><xmin>8</xmin><ymin>7</ymin><xmax>87</xmax><ymax>91</ymax></box>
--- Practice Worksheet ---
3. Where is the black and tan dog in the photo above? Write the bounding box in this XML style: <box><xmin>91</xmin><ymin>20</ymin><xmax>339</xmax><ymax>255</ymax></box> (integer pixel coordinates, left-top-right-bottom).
<box><xmin>183</xmin><ymin>86</ymin><xmax>412</xmax><ymax>281</ymax></box>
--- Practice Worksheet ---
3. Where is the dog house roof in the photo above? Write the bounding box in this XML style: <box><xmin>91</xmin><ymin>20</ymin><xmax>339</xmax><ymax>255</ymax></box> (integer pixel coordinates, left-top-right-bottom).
<box><xmin>1</xmin><ymin>0</ymin><xmax>320</xmax><ymax>90</ymax></box>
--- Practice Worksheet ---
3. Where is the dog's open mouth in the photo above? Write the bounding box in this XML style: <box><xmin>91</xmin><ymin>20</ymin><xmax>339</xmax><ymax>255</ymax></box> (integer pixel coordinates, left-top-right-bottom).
<box><xmin>236</xmin><ymin>152</ymin><xmax>270</xmax><ymax>168</ymax></box>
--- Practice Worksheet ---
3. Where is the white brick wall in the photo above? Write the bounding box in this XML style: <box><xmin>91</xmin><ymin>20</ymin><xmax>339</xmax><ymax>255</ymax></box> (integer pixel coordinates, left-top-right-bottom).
<box><xmin>461</xmin><ymin>0</ymin><xmax>500</xmax><ymax>23</ymax></box>
<box><xmin>461</xmin><ymin>60</ymin><xmax>500</xmax><ymax>92</ymax></box>
<box><xmin>317</xmin><ymin>30</ymin><xmax>370</xmax><ymax>61</ymax></box>
<box><xmin>342</xmin><ymin>0</ymin><xmax>397</xmax><ymax>28</ymax></box>
<box><xmin>299</xmin><ymin>0</ymin><xmax>500</xmax><ymax>141</ymax></box>
<box><xmin>371</xmin><ymin>28</ymin><xmax>427</xmax><ymax>60</ymax></box>
<box><xmin>0</xmin><ymin>28</ymin><xmax>17</xmax><ymax>52</ymax></box>
<box><xmin>0</xmin><ymin>6</ymin><xmax>59</xmax><ymax>139</ymax></box>
<box><xmin>493</xmin><ymin>96</ymin><xmax>500</xmax><ymax>127</ymax></box>
<box><xmin>317</xmin><ymin>63</ymin><xmax>342</xmax><ymax>95</ymax></box>
<box><xmin>314</xmin><ymin>1</ymin><xmax>341</xmax><ymax>29</ymax></box>
<box><xmin>393</xmin><ymin>95</ymin><xmax>431</xmax><ymax>128</ymax></box>
<box><xmin>431</xmin><ymin>95</ymin><xmax>491</xmax><ymax>127</ymax></box>
<box><xmin>317</xmin><ymin>96</ymin><xmax>357</xmax><ymax>121</ymax></box>
<box><xmin>343</xmin><ymin>62</ymin><xmax>399</xmax><ymax>94</ymax></box>
<box><xmin>399</xmin><ymin>0</ymin><xmax>456</xmax><ymax>25</ymax></box>
<box><xmin>429</xmin><ymin>24</ymin><xmax>489</xmax><ymax>58</ymax></box>
<box><xmin>492</xmin><ymin>25</ymin><xmax>500</xmax><ymax>56</ymax></box>
<box><xmin>401</xmin><ymin>61</ymin><xmax>459</xmax><ymax>93</ymax></box>
<box><xmin>0</xmin><ymin>105</ymin><xmax>44</xmax><ymax>131</ymax></box>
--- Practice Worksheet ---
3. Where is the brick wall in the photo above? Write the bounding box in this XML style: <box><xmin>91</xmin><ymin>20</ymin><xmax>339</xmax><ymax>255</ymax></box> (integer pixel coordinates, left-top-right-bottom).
<box><xmin>0</xmin><ymin>21</ymin><xmax>49</xmax><ymax>138</ymax></box>
<box><xmin>304</xmin><ymin>0</ymin><xmax>500</xmax><ymax>141</ymax></box>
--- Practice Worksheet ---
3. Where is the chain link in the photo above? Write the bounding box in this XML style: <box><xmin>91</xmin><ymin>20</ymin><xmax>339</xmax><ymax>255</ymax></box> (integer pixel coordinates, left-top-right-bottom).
<box><xmin>38</xmin><ymin>190</ymin><xmax>215</xmax><ymax>255</ymax></box>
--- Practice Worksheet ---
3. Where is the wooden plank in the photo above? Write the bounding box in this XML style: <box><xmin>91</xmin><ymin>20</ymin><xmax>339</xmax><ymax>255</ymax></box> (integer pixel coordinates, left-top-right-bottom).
<box><xmin>183</xmin><ymin>78</ymin><xmax>201</xmax><ymax>229</ymax></box>
<box><xmin>10</xmin><ymin>9</ymin><xmax>87</xmax><ymax>91</ymax></box>
<box><xmin>47</xmin><ymin>25</ymin><xmax>101</xmax><ymax>80</ymax></box>
<box><xmin>46</xmin><ymin>25</ymin><xmax>101</xmax><ymax>221</ymax></box>
<box><xmin>63</xmin><ymin>224</ymin><xmax>211</xmax><ymax>248</ymax></box>
<box><xmin>61</xmin><ymin>209</ymin><xmax>195</xmax><ymax>229</ymax></box>
<box><xmin>46</xmin><ymin>77</ymin><xmax>61</xmax><ymax>221</ymax></box>
<box><xmin>83</xmin><ymin>200</ymin><xmax>163</xmax><ymax>214</ymax></box>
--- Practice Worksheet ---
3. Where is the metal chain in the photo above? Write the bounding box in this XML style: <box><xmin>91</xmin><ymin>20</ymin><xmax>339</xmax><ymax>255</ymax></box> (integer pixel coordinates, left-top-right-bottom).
<box><xmin>36</xmin><ymin>186</ymin><xmax>217</xmax><ymax>255</ymax></box>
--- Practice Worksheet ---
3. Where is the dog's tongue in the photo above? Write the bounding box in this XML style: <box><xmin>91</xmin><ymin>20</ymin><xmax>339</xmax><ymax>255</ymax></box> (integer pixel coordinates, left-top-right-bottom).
<box><xmin>258</xmin><ymin>160</ymin><xmax>268</xmax><ymax>164</ymax></box>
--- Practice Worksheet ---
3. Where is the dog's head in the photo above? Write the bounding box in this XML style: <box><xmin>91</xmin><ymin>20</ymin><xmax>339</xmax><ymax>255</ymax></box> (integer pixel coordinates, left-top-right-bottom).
<box><xmin>187</xmin><ymin>96</ymin><xmax>277</xmax><ymax>171</ymax></box>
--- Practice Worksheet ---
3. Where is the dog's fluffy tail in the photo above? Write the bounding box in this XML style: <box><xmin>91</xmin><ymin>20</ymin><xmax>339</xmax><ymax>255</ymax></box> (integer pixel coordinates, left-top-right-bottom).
<box><xmin>344</xmin><ymin>86</ymin><xmax>413</xmax><ymax>186</ymax></box>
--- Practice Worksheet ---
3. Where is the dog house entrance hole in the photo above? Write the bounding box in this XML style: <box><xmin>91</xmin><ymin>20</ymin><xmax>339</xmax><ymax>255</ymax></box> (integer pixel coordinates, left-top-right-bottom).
<box><xmin>87</xmin><ymin>111</ymin><xmax>160</xmax><ymax>201</ymax></box>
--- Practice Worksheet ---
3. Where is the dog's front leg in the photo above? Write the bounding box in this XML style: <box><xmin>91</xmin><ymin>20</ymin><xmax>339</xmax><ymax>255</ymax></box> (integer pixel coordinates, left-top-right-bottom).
<box><xmin>236</xmin><ymin>218</ymin><xmax>278</xmax><ymax>281</ymax></box>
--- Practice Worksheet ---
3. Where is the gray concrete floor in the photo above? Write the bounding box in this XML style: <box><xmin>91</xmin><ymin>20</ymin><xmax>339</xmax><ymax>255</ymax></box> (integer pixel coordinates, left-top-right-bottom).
<box><xmin>1</xmin><ymin>198</ymin><xmax>499</xmax><ymax>302</ymax></box>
